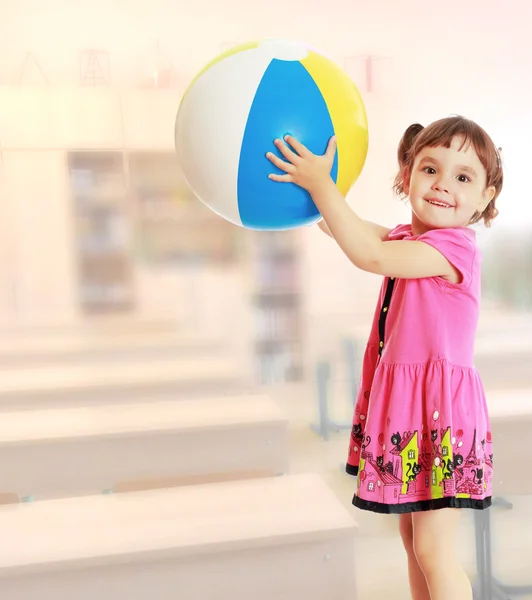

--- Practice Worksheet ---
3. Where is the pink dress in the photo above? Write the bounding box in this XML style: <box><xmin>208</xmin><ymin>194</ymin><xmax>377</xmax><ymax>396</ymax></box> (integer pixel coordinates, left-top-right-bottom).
<box><xmin>346</xmin><ymin>224</ymin><xmax>493</xmax><ymax>514</ymax></box>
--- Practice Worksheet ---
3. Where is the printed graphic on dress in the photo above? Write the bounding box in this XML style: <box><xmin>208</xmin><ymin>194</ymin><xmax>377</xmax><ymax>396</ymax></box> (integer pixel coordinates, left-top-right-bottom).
<box><xmin>349</xmin><ymin>407</ymin><xmax>493</xmax><ymax>503</ymax></box>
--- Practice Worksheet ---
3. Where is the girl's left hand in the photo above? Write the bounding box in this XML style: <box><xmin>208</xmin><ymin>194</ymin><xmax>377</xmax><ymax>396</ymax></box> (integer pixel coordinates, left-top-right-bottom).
<box><xmin>266</xmin><ymin>135</ymin><xmax>337</xmax><ymax>195</ymax></box>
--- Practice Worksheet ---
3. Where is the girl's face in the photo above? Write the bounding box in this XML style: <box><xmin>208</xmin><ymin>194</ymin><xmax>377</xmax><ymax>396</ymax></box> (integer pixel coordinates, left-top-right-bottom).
<box><xmin>406</xmin><ymin>136</ymin><xmax>495</xmax><ymax>235</ymax></box>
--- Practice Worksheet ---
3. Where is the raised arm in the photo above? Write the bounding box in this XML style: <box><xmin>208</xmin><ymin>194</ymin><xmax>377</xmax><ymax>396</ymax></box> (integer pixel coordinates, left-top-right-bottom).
<box><xmin>267</xmin><ymin>135</ymin><xmax>456</xmax><ymax>282</ymax></box>
<box><xmin>314</xmin><ymin>180</ymin><xmax>455</xmax><ymax>281</ymax></box>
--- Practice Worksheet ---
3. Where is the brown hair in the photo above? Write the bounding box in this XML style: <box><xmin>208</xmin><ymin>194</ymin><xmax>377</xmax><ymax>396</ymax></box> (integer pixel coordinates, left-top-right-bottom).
<box><xmin>393</xmin><ymin>116</ymin><xmax>503</xmax><ymax>227</ymax></box>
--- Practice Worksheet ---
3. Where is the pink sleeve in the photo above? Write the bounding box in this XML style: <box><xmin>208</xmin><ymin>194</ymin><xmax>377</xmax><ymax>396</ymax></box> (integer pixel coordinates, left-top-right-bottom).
<box><xmin>417</xmin><ymin>228</ymin><xmax>477</xmax><ymax>287</ymax></box>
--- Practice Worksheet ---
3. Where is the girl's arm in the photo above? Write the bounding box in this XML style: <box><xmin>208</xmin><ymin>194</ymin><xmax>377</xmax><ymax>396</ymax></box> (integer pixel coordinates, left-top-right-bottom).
<box><xmin>267</xmin><ymin>135</ymin><xmax>457</xmax><ymax>282</ymax></box>
<box><xmin>318</xmin><ymin>217</ymin><xmax>392</xmax><ymax>241</ymax></box>
<box><xmin>313</xmin><ymin>180</ymin><xmax>456</xmax><ymax>281</ymax></box>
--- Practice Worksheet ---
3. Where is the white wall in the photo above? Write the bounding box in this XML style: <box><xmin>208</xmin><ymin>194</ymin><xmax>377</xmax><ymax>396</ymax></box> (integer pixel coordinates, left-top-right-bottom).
<box><xmin>1</xmin><ymin>0</ymin><xmax>530</xmax><ymax>333</ymax></box>
<box><xmin>0</xmin><ymin>150</ymin><xmax>79</xmax><ymax>326</ymax></box>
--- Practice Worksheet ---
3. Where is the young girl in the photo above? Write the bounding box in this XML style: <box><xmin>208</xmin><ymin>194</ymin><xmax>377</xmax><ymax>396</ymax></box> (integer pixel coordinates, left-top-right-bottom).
<box><xmin>266</xmin><ymin>115</ymin><xmax>503</xmax><ymax>600</ymax></box>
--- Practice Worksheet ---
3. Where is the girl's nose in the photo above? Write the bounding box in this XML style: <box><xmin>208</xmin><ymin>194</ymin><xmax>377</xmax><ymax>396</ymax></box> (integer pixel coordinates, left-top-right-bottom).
<box><xmin>432</xmin><ymin>178</ymin><xmax>450</xmax><ymax>194</ymax></box>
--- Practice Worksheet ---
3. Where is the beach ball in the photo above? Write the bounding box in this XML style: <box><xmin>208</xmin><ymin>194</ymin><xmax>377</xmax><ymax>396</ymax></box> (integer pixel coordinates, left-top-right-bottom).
<box><xmin>175</xmin><ymin>39</ymin><xmax>369</xmax><ymax>231</ymax></box>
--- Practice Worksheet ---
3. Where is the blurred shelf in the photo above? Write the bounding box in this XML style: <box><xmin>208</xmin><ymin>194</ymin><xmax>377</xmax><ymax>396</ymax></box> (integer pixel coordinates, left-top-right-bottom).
<box><xmin>68</xmin><ymin>151</ymin><xmax>135</xmax><ymax>315</ymax></box>
<box><xmin>250</xmin><ymin>231</ymin><xmax>304</xmax><ymax>386</ymax></box>
<box><xmin>127</xmin><ymin>151</ymin><xmax>245</xmax><ymax>265</ymax></box>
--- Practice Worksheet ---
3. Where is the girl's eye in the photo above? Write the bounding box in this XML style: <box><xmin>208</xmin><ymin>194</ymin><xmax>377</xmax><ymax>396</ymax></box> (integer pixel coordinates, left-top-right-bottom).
<box><xmin>422</xmin><ymin>167</ymin><xmax>436</xmax><ymax>174</ymax></box>
<box><xmin>457</xmin><ymin>174</ymin><xmax>471</xmax><ymax>183</ymax></box>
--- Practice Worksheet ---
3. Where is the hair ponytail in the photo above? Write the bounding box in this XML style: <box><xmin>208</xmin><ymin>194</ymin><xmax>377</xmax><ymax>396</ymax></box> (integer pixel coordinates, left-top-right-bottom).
<box><xmin>394</xmin><ymin>123</ymin><xmax>424</xmax><ymax>197</ymax></box>
<box><xmin>397</xmin><ymin>124</ymin><xmax>424</xmax><ymax>167</ymax></box>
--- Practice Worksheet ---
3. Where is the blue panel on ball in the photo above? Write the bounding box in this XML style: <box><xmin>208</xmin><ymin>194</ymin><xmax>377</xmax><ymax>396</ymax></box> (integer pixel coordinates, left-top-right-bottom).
<box><xmin>237</xmin><ymin>59</ymin><xmax>338</xmax><ymax>230</ymax></box>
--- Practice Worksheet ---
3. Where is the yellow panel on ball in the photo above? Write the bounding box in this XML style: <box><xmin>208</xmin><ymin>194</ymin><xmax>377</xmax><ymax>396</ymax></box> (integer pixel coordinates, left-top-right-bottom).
<box><xmin>300</xmin><ymin>51</ymin><xmax>369</xmax><ymax>196</ymax></box>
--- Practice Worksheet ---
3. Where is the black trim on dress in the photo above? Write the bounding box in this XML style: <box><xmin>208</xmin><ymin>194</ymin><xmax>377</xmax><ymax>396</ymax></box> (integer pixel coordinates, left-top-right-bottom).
<box><xmin>378</xmin><ymin>277</ymin><xmax>396</xmax><ymax>356</ymax></box>
<box><xmin>353</xmin><ymin>494</ymin><xmax>492</xmax><ymax>514</ymax></box>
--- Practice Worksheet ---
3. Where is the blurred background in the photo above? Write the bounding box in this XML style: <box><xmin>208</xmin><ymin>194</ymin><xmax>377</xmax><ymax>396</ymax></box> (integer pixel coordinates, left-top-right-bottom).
<box><xmin>0</xmin><ymin>0</ymin><xmax>531</xmax><ymax>599</ymax></box>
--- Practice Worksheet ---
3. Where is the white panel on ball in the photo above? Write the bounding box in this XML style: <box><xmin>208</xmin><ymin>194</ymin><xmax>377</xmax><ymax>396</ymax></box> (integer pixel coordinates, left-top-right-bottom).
<box><xmin>175</xmin><ymin>49</ymin><xmax>272</xmax><ymax>226</ymax></box>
